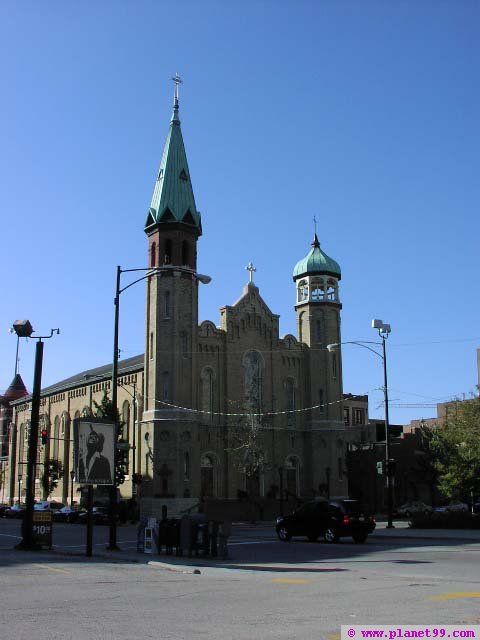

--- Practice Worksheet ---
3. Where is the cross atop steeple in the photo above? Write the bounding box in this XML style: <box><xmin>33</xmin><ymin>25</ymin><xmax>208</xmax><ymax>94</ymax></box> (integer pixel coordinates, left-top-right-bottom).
<box><xmin>313</xmin><ymin>215</ymin><xmax>317</xmax><ymax>235</ymax></box>
<box><xmin>246</xmin><ymin>261</ymin><xmax>257</xmax><ymax>283</ymax></box>
<box><xmin>172</xmin><ymin>72</ymin><xmax>182</xmax><ymax>101</ymax></box>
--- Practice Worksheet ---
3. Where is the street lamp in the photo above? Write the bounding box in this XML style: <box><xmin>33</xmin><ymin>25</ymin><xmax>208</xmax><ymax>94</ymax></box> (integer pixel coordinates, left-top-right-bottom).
<box><xmin>70</xmin><ymin>470</ymin><xmax>75</xmax><ymax>507</ymax></box>
<box><xmin>11</xmin><ymin>320</ymin><xmax>60</xmax><ymax>550</ymax></box>
<box><xmin>109</xmin><ymin>264</ymin><xmax>211</xmax><ymax>550</ymax></box>
<box><xmin>327</xmin><ymin>318</ymin><xmax>394</xmax><ymax>528</ymax></box>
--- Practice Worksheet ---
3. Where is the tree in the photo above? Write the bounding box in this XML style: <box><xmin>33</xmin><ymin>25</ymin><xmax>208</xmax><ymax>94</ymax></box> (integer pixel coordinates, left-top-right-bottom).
<box><xmin>425</xmin><ymin>395</ymin><xmax>480</xmax><ymax>501</ymax></box>
<box><xmin>93</xmin><ymin>390</ymin><xmax>128</xmax><ymax>487</ymax></box>
<box><xmin>226</xmin><ymin>413</ymin><xmax>267</xmax><ymax>482</ymax></box>
<box><xmin>42</xmin><ymin>459</ymin><xmax>64</xmax><ymax>497</ymax></box>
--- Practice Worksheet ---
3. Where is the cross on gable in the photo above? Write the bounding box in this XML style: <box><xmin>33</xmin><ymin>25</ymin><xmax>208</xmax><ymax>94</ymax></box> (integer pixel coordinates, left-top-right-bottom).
<box><xmin>245</xmin><ymin>261</ymin><xmax>257</xmax><ymax>283</ymax></box>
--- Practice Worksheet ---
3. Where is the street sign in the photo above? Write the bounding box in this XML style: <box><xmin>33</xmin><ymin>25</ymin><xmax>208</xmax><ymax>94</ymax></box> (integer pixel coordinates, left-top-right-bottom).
<box><xmin>32</xmin><ymin>511</ymin><xmax>52</xmax><ymax>549</ymax></box>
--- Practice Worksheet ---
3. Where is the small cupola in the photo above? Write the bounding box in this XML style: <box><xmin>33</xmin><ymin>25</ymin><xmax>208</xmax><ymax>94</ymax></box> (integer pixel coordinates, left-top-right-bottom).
<box><xmin>293</xmin><ymin>234</ymin><xmax>341</xmax><ymax>306</ymax></box>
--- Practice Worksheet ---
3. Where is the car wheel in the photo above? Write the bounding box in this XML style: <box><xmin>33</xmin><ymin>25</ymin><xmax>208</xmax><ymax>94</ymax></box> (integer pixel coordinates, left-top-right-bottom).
<box><xmin>277</xmin><ymin>526</ymin><xmax>291</xmax><ymax>542</ymax></box>
<box><xmin>307</xmin><ymin>532</ymin><xmax>318</xmax><ymax>542</ymax></box>
<box><xmin>352</xmin><ymin>533</ymin><xmax>367</xmax><ymax>543</ymax></box>
<box><xmin>324</xmin><ymin>527</ymin><xmax>339</xmax><ymax>543</ymax></box>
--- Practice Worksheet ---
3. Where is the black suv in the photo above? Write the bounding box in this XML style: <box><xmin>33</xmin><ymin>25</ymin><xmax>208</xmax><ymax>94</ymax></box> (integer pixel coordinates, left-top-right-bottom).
<box><xmin>276</xmin><ymin>499</ymin><xmax>376</xmax><ymax>544</ymax></box>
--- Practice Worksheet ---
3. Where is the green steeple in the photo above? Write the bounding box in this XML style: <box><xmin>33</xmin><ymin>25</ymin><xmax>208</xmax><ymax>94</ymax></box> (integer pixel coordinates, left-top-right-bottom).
<box><xmin>144</xmin><ymin>89</ymin><xmax>201</xmax><ymax>234</ymax></box>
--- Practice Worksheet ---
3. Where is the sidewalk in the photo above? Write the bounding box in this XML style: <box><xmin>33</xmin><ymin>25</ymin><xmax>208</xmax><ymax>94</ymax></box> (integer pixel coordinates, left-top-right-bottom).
<box><xmin>372</xmin><ymin>519</ymin><xmax>480</xmax><ymax>542</ymax></box>
<box><xmin>234</xmin><ymin>519</ymin><xmax>480</xmax><ymax>542</ymax></box>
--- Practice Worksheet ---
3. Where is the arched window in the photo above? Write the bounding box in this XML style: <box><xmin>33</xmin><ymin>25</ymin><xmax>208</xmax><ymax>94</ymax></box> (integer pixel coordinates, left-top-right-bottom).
<box><xmin>60</xmin><ymin>413</ymin><xmax>66</xmax><ymax>437</ymax></box>
<box><xmin>243</xmin><ymin>350</ymin><xmax>264</xmax><ymax>412</ymax></box>
<box><xmin>183</xmin><ymin>451</ymin><xmax>190</xmax><ymax>481</ymax></box>
<box><xmin>332</xmin><ymin>353</ymin><xmax>337</xmax><ymax>379</ymax></box>
<box><xmin>150</xmin><ymin>241</ymin><xmax>156</xmax><ymax>268</ymax></box>
<box><xmin>286</xmin><ymin>379</ymin><xmax>296</xmax><ymax>428</ymax></box>
<box><xmin>311</xmin><ymin>279</ymin><xmax>324</xmax><ymax>301</ymax></box>
<box><xmin>297</xmin><ymin>280</ymin><xmax>308</xmax><ymax>303</ymax></box>
<box><xmin>201</xmin><ymin>368</ymin><xmax>214</xmax><ymax>417</ymax></box>
<box><xmin>298</xmin><ymin>311</ymin><xmax>305</xmax><ymax>343</ymax></box>
<box><xmin>165</xmin><ymin>239</ymin><xmax>172</xmax><ymax>264</ymax></box>
<box><xmin>315</xmin><ymin>318</ymin><xmax>322</xmax><ymax>342</ymax></box>
<box><xmin>182</xmin><ymin>241</ymin><xmax>190</xmax><ymax>267</ymax></box>
<box><xmin>201</xmin><ymin>453</ymin><xmax>216</xmax><ymax>498</ymax></box>
<box><xmin>122</xmin><ymin>400</ymin><xmax>130</xmax><ymax>442</ymax></box>
<box><xmin>18</xmin><ymin>423</ymin><xmax>25</xmax><ymax>465</ymax></box>
<box><xmin>53</xmin><ymin>415</ymin><xmax>60</xmax><ymax>460</ymax></box>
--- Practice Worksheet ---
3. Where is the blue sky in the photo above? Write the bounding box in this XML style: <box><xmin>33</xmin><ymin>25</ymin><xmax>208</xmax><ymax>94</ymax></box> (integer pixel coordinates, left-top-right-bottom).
<box><xmin>1</xmin><ymin>0</ymin><xmax>479</xmax><ymax>424</ymax></box>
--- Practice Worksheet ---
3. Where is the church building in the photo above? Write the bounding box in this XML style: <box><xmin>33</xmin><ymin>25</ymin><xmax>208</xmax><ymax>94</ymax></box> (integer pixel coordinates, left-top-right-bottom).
<box><xmin>7</xmin><ymin>84</ymin><xmax>348</xmax><ymax>514</ymax></box>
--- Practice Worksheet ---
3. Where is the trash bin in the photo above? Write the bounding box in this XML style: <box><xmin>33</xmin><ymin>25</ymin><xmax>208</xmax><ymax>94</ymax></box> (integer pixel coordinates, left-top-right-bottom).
<box><xmin>137</xmin><ymin>516</ymin><xmax>148</xmax><ymax>553</ymax></box>
<box><xmin>218</xmin><ymin>519</ymin><xmax>232</xmax><ymax>559</ymax></box>
<box><xmin>209</xmin><ymin>520</ymin><xmax>219</xmax><ymax>557</ymax></box>
<box><xmin>157</xmin><ymin>518</ymin><xmax>169</xmax><ymax>554</ymax></box>
<box><xmin>165</xmin><ymin>519</ymin><xmax>180</xmax><ymax>555</ymax></box>
<box><xmin>180</xmin><ymin>513</ymin><xmax>207</xmax><ymax>557</ymax></box>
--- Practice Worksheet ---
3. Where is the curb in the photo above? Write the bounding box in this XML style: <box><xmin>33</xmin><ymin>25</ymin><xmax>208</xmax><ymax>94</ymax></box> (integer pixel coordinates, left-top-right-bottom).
<box><xmin>148</xmin><ymin>560</ymin><xmax>202</xmax><ymax>574</ymax></box>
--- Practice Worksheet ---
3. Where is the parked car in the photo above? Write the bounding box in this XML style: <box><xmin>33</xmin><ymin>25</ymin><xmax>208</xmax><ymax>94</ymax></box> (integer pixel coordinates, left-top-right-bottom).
<box><xmin>53</xmin><ymin>506</ymin><xmax>84</xmax><ymax>523</ymax></box>
<box><xmin>446</xmin><ymin>500</ymin><xmax>469</xmax><ymax>513</ymax></box>
<box><xmin>34</xmin><ymin>501</ymin><xmax>64</xmax><ymax>513</ymax></box>
<box><xmin>396</xmin><ymin>501</ymin><xmax>433</xmax><ymax>518</ymax></box>
<box><xmin>0</xmin><ymin>505</ymin><xmax>9</xmax><ymax>517</ymax></box>
<box><xmin>77</xmin><ymin>506</ymin><xmax>111</xmax><ymax>526</ymax></box>
<box><xmin>4</xmin><ymin>503</ymin><xmax>25</xmax><ymax>518</ymax></box>
<box><xmin>276</xmin><ymin>498</ymin><xmax>376</xmax><ymax>544</ymax></box>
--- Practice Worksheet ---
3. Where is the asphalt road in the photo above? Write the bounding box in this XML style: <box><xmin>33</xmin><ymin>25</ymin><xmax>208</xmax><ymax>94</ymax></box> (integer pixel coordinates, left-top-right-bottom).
<box><xmin>1</xmin><ymin>518</ymin><xmax>479</xmax><ymax>640</ymax></box>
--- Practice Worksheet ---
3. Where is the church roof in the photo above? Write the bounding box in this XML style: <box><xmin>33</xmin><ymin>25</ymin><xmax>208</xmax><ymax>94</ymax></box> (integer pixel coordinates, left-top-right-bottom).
<box><xmin>9</xmin><ymin>355</ymin><xmax>144</xmax><ymax>404</ymax></box>
<box><xmin>293</xmin><ymin>234</ymin><xmax>341</xmax><ymax>280</ymax></box>
<box><xmin>144</xmin><ymin>92</ymin><xmax>201</xmax><ymax>233</ymax></box>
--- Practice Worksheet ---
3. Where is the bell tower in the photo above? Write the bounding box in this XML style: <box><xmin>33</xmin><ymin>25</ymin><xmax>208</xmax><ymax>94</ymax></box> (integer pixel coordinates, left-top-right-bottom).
<box><xmin>293</xmin><ymin>233</ymin><xmax>343</xmax><ymax>425</ymax></box>
<box><xmin>142</xmin><ymin>77</ymin><xmax>203</xmax><ymax>496</ymax></box>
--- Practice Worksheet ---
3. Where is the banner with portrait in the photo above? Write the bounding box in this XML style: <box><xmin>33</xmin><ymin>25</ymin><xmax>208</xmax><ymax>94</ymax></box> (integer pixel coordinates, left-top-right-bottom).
<box><xmin>73</xmin><ymin>419</ymin><xmax>115</xmax><ymax>485</ymax></box>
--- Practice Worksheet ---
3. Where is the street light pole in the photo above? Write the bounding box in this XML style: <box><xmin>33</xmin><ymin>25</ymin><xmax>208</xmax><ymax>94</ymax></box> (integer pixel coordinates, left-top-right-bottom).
<box><xmin>108</xmin><ymin>266</ymin><xmax>121</xmax><ymax>551</ymax></box>
<box><xmin>12</xmin><ymin>323</ymin><xmax>59</xmax><ymax>550</ymax></box>
<box><xmin>108</xmin><ymin>264</ymin><xmax>212</xmax><ymax>548</ymax></box>
<box><xmin>372</xmin><ymin>320</ymin><xmax>393</xmax><ymax>528</ymax></box>
<box><xmin>327</xmin><ymin>318</ymin><xmax>394</xmax><ymax>528</ymax></box>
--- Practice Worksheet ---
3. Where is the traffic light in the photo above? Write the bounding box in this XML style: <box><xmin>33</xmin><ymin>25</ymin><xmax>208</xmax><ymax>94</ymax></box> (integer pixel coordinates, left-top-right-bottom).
<box><xmin>376</xmin><ymin>461</ymin><xmax>384</xmax><ymax>475</ymax></box>
<box><xmin>41</xmin><ymin>429</ymin><xmax>48</xmax><ymax>445</ymax></box>
<box><xmin>387</xmin><ymin>459</ymin><xmax>396</xmax><ymax>477</ymax></box>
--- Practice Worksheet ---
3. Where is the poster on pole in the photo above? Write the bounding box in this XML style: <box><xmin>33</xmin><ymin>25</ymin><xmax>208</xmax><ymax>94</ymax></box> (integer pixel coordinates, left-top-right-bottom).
<box><xmin>73</xmin><ymin>419</ymin><xmax>115</xmax><ymax>485</ymax></box>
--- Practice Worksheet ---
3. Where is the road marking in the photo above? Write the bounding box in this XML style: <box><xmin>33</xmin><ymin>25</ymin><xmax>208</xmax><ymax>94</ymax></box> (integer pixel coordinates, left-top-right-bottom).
<box><xmin>327</xmin><ymin>634</ymin><xmax>340</xmax><ymax>640</ymax></box>
<box><xmin>34</xmin><ymin>564</ymin><xmax>71</xmax><ymax>574</ymax></box>
<box><xmin>430</xmin><ymin>592</ymin><xmax>480</xmax><ymax>601</ymax></box>
<box><xmin>271</xmin><ymin>578</ymin><xmax>311</xmax><ymax>584</ymax></box>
